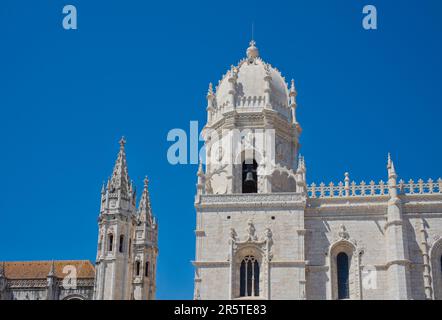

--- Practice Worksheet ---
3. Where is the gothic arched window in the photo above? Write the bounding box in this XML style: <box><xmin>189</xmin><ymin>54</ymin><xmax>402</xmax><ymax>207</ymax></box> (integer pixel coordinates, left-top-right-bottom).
<box><xmin>119</xmin><ymin>235</ymin><xmax>124</xmax><ymax>253</ymax></box>
<box><xmin>108</xmin><ymin>234</ymin><xmax>114</xmax><ymax>252</ymax></box>
<box><xmin>242</xmin><ymin>160</ymin><xmax>258</xmax><ymax>193</ymax></box>
<box><xmin>239</xmin><ymin>256</ymin><xmax>259</xmax><ymax>297</ymax></box>
<box><xmin>135</xmin><ymin>261</ymin><xmax>140</xmax><ymax>276</ymax></box>
<box><xmin>145</xmin><ymin>262</ymin><xmax>149</xmax><ymax>277</ymax></box>
<box><xmin>337</xmin><ymin>252</ymin><xmax>350</xmax><ymax>299</ymax></box>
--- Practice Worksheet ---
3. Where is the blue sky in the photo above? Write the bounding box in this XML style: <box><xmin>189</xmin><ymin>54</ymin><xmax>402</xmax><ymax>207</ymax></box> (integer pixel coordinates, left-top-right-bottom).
<box><xmin>0</xmin><ymin>0</ymin><xmax>441</xmax><ymax>299</ymax></box>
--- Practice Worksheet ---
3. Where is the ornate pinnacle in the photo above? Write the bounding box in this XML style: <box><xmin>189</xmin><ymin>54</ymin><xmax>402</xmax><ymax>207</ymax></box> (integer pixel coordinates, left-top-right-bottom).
<box><xmin>119</xmin><ymin>136</ymin><xmax>126</xmax><ymax>149</ymax></box>
<box><xmin>246</xmin><ymin>40</ymin><xmax>259</xmax><ymax>60</ymax></box>
<box><xmin>207</xmin><ymin>83</ymin><xmax>214</xmax><ymax>96</ymax></box>
<box><xmin>387</xmin><ymin>152</ymin><xmax>397</xmax><ymax>178</ymax></box>
<box><xmin>297</xmin><ymin>154</ymin><xmax>303</xmax><ymax>172</ymax></box>
<box><xmin>109</xmin><ymin>138</ymin><xmax>131</xmax><ymax>198</ymax></box>
<box><xmin>139</xmin><ymin>176</ymin><xmax>152</xmax><ymax>224</ymax></box>
<box><xmin>197</xmin><ymin>158</ymin><xmax>204</xmax><ymax>176</ymax></box>
<box><xmin>207</xmin><ymin>83</ymin><xmax>215</xmax><ymax>111</ymax></box>
<box><xmin>48</xmin><ymin>261</ymin><xmax>56</xmax><ymax>277</ymax></box>
<box><xmin>290</xmin><ymin>79</ymin><xmax>297</xmax><ymax>96</ymax></box>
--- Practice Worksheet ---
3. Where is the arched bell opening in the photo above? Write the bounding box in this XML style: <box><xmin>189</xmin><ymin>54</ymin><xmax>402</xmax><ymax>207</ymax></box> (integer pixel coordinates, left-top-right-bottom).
<box><xmin>242</xmin><ymin>159</ymin><xmax>257</xmax><ymax>193</ymax></box>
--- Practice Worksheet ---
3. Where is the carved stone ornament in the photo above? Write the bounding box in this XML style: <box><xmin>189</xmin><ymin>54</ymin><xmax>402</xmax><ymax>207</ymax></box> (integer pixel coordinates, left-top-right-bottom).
<box><xmin>245</xmin><ymin>219</ymin><xmax>258</xmax><ymax>242</ymax></box>
<box><xmin>338</xmin><ymin>224</ymin><xmax>350</xmax><ymax>240</ymax></box>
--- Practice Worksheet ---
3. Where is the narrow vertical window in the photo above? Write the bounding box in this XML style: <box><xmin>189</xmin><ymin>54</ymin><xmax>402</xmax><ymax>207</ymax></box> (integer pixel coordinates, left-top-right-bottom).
<box><xmin>108</xmin><ymin>234</ymin><xmax>114</xmax><ymax>252</ymax></box>
<box><xmin>239</xmin><ymin>256</ymin><xmax>259</xmax><ymax>297</ymax></box>
<box><xmin>119</xmin><ymin>235</ymin><xmax>124</xmax><ymax>253</ymax></box>
<box><xmin>136</xmin><ymin>261</ymin><xmax>140</xmax><ymax>276</ymax></box>
<box><xmin>254</xmin><ymin>260</ymin><xmax>260</xmax><ymax>297</ymax></box>
<box><xmin>145</xmin><ymin>262</ymin><xmax>149</xmax><ymax>277</ymax></box>
<box><xmin>337</xmin><ymin>252</ymin><xmax>350</xmax><ymax>299</ymax></box>
<box><xmin>129</xmin><ymin>239</ymin><xmax>131</xmax><ymax>256</ymax></box>
<box><xmin>240</xmin><ymin>260</ymin><xmax>246</xmax><ymax>297</ymax></box>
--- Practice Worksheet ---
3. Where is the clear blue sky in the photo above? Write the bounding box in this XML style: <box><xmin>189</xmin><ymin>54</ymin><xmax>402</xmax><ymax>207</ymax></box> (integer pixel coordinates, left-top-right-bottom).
<box><xmin>0</xmin><ymin>0</ymin><xmax>441</xmax><ymax>299</ymax></box>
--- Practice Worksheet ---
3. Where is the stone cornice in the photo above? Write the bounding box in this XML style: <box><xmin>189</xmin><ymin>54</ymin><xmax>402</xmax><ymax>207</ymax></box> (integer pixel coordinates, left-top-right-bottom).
<box><xmin>197</xmin><ymin>192</ymin><xmax>306</xmax><ymax>209</ymax></box>
<box><xmin>192</xmin><ymin>261</ymin><xmax>230</xmax><ymax>267</ymax></box>
<box><xmin>192</xmin><ymin>260</ymin><xmax>306</xmax><ymax>268</ymax></box>
<box><xmin>270</xmin><ymin>260</ymin><xmax>306</xmax><ymax>267</ymax></box>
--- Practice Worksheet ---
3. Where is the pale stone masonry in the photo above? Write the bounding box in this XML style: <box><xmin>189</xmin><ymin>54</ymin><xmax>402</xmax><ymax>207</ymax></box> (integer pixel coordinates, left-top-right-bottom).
<box><xmin>0</xmin><ymin>139</ymin><xmax>158</xmax><ymax>300</ymax></box>
<box><xmin>193</xmin><ymin>41</ymin><xmax>442</xmax><ymax>300</ymax></box>
<box><xmin>94</xmin><ymin>137</ymin><xmax>158</xmax><ymax>300</ymax></box>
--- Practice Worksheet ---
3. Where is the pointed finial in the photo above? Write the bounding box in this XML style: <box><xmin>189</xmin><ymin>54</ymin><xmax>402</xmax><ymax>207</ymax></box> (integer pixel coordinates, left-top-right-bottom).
<box><xmin>197</xmin><ymin>158</ymin><xmax>204</xmax><ymax>177</ymax></box>
<box><xmin>290</xmin><ymin>79</ymin><xmax>296</xmax><ymax>92</ymax></box>
<box><xmin>246</xmin><ymin>40</ymin><xmax>259</xmax><ymax>60</ymax></box>
<box><xmin>387</xmin><ymin>152</ymin><xmax>395</xmax><ymax>171</ymax></box>
<box><xmin>48</xmin><ymin>261</ymin><xmax>55</xmax><ymax>277</ymax></box>
<box><xmin>138</xmin><ymin>175</ymin><xmax>153</xmax><ymax>224</ymax></box>
<box><xmin>119</xmin><ymin>136</ymin><xmax>126</xmax><ymax>149</ymax></box>
<box><xmin>387</xmin><ymin>152</ymin><xmax>397</xmax><ymax>179</ymax></box>
<box><xmin>208</xmin><ymin>82</ymin><xmax>213</xmax><ymax>95</ymax></box>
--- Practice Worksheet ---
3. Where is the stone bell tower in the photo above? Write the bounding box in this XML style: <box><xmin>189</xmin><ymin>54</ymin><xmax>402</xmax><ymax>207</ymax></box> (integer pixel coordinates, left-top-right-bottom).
<box><xmin>94</xmin><ymin>138</ymin><xmax>158</xmax><ymax>300</ymax></box>
<box><xmin>194</xmin><ymin>41</ymin><xmax>307</xmax><ymax>300</ymax></box>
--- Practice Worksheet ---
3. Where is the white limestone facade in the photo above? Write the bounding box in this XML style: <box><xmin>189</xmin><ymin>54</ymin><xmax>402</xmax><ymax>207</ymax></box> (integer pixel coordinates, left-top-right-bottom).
<box><xmin>193</xmin><ymin>41</ymin><xmax>442</xmax><ymax>300</ymax></box>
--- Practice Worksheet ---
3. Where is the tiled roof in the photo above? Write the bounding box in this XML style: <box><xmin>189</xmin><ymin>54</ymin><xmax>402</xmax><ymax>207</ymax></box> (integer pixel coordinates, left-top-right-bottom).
<box><xmin>0</xmin><ymin>260</ymin><xmax>95</xmax><ymax>279</ymax></box>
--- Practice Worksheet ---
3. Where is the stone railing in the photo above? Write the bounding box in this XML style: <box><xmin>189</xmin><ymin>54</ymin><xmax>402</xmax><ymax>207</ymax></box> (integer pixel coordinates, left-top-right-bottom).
<box><xmin>308</xmin><ymin>177</ymin><xmax>442</xmax><ymax>198</ymax></box>
<box><xmin>397</xmin><ymin>178</ymin><xmax>442</xmax><ymax>195</ymax></box>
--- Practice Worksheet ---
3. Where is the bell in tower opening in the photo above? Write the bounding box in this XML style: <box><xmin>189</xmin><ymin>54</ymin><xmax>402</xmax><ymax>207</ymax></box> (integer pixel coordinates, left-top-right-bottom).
<box><xmin>242</xmin><ymin>159</ymin><xmax>258</xmax><ymax>193</ymax></box>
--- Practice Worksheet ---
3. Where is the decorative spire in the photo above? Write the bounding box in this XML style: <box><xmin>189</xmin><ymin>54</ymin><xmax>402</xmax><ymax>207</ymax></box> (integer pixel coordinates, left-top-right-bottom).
<box><xmin>290</xmin><ymin>79</ymin><xmax>297</xmax><ymax>97</ymax></box>
<box><xmin>207</xmin><ymin>82</ymin><xmax>214</xmax><ymax>97</ymax></box>
<box><xmin>297</xmin><ymin>154</ymin><xmax>306</xmax><ymax>173</ymax></box>
<box><xmin>387</xmin><ymin>152</ymin><xmax>397</xmax><ymax>179</ymax></box>
<box><xmin>296</xmin><ymin>154</ymin><xmax>303</xmax><ymax>173</ymax></box>
<box><xmin>48</xmin><ymin>261</ymin><xmax>56</xmax><ymax>277</ymax></box>
<box><xmin>197</xmin><ymin>159</ymin><xmax>204</xmax><ymax>177</ymax></box>
<box><xmin>196</xmin><ymin>158</ymin><xmax>206</xmax><ymax>197</ymax></box>
<box><xmin>246</xmin><ymin>40</ymin><xmax>259</xmax><ymax>60</ymax></box>
<box><xmin>387</xmin><ymin>153</ymin><xmax>399</xmax><ymax>199</ymax></box>
<box><xmin>289</xmin><ymin>79</ymin><xmax>298</xmax><ymax>124</ymax></box>
<box><xmin>109</xmin><ymin>137</ymin><xmax>131</xmax><ymax>198</ymax></box>
<box><xmin>139</xmin><ymin>176</ymin><xmax>152</xmax><ymax>225</ymax></box>
<box><xmin>206</xmin><ymin>82</ymin><xmax>215</xmax><ymax>119</ymax></box>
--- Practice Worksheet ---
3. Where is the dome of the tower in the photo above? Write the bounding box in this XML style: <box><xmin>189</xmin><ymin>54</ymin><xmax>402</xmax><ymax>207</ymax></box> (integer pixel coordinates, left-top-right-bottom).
<box><xmin>214</xmin><ymin>41</ymin><xmax>290</xmax><ymax>111</ymax></box>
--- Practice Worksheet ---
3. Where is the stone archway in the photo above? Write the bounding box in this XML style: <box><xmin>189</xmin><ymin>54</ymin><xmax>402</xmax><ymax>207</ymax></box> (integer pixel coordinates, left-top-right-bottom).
<box><xmin>63</xmin><ymin>294</ymin><xmax>87</xmax><ymax>300</ymax></box>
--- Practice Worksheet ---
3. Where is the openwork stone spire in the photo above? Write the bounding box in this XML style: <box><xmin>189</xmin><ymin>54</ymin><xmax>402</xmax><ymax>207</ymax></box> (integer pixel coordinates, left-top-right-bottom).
<box><xmin>109</xmin><ymin>137</ymin><xmax>131</xmax><ymax>198</ymax></box>
<box><xmin>139</xmin><ymin>176</ymin><xmax>152</xmax><ymax>225</ymax></box>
